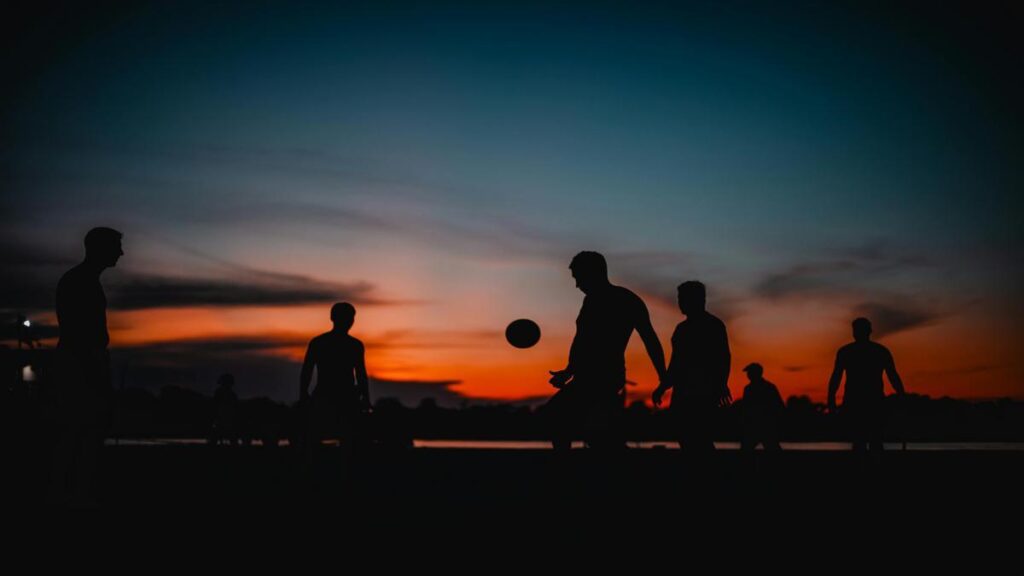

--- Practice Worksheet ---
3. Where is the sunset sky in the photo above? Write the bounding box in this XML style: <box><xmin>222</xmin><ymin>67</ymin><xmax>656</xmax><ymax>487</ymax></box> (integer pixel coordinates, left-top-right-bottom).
<box><xmin>3</xmin><ymin>1</ymin><xmax>1021</xmax><ymax>406</ymax></box>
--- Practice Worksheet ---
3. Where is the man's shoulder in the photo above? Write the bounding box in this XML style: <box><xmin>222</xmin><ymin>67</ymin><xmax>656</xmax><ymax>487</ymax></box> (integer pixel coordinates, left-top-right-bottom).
<box><xmin>610</xmin><ymin>284</ymin><xmax>641</xmax><ymax>300</ymax></box>
<box><xmin>838</xmin><ymin>342</ymin><xmax>857</xmax><ymax>355</ymax></box>
<box><xmin>840</xmin><ymin>341</ymin><xmax>890</xmax><ymax>356</ymax></box>
<box><xmin>672</xmin><ymin>320</ymin><xmax>687</xmax><ymax>336</ymax></box>
<box><xmin>869</xmin><ymin>341</ymin><xmax>892</xmax><ymax>357</ymax></box>
<box><xmin>705</xmin><ymin>312</ymin><xmax>726</xmax><ymax>329</ymax></box>
<box><xmin>311</xmin><ymin>332</ymin><xmax>363</xmax><ymax>349</ymax></box>
<box><xmin>309</xmin><ymin>331</ymin><xmax>333</xmax><ymax>345</ymax></box>
<box><xmin>690</xmin><ymin>311</ymin><xmax>725</xmax><ymax>333</ymax></box>
<box><xmin>612</xmin><ymin>285</ymin><xmax>647</xmax><ymax>312</ymax></box>
<box><xmin>57</xmin><ymin>263</ymin><xmax>88</xmax><ymax>288</ymax></box>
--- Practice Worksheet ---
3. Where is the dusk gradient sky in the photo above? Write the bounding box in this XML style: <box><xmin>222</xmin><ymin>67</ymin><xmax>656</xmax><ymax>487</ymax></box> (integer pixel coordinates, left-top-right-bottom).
<box><xmin>3</xmin><ymin>1</ymin><xmax>1022</xmax><ymax>405</ymax></box>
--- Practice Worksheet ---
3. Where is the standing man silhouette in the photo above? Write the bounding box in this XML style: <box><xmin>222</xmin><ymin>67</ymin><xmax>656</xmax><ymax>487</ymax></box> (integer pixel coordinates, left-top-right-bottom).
<box><xmin>653</xmin><ymin>281</ymin><xmax>731</xmax><ymax>452</ymax></box>
<box><xmin>546</xmin><ymin>251</ymin><xmax>666</xmax><ymax>450</ymax></box>
<box><xmin>828</xmin><ymin>317</ymin><xmax>905</xmax><ymax>453</ymax></box>
<box><xmin>51</xmin><ymin>226</ymin><xmax>123</xmax><ymax>507</ymax></box>
<box><xmin>210</xmin><ymin>373</ymin><xmax>239</xmax><ymax>446</ymax></box>
<box><xmin>739</xmin><ymin>363</ymin><xmax>784</xmax><ymax>452</ymax></box>
<box><xmin>300</xmin><ymin>302</ymin><xmax>372</xmax><ymax>453</ymax></box>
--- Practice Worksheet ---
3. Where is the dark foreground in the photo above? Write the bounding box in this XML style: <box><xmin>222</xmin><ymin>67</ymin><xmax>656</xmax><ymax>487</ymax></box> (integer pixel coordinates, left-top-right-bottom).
<box><xmin>9</xmin><ymin>445</ymin><xmax>1023</xmax><ymax>538</ymax></box>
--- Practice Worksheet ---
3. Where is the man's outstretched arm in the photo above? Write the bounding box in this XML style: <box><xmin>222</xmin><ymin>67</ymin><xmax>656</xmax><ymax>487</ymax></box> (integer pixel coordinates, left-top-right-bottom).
<box><xmin>636</xmin><ymin>309</ymin><xmax>668</xmax><ymax>406</ymax></box>
<box><xmin>355</xmin><ymin>342</ymin><xmax>371</xmax><ymax>410</ymax></box>
<box><xmin>636</xmin><ymin>313</ymin><xmax>667</xmax><ymax>383</ymax></box>
<box><xmin>299</xmin><ymin>342</ymin><xmax>315</xmax><ymax>401</ymax></box>
<box><xmin>630</xmin><ymin>298</ymin><xmax>666</xmax><ymax>406</ymax></box>
<box><xmin>827</xmin><ymin>351</ymin><xmax>844</xmax><ymax>412</ymax></box>
<box><xmin>549</xmin><ymin>335</ymin><xmax>577</xmax><ymax>388</ymax></box>
<box><xmin>884</xmin><ymin>350</ymin><xmax>906</xmax><ymax>396</ymax></box>
<box><xmin>717</xmin><ymin>325</ymin><xmax>732</xmax><ymax>407</ymax></box>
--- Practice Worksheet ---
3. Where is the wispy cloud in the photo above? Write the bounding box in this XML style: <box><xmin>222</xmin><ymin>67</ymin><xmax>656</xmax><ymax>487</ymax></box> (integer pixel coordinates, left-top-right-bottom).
<box><xmin>108</xmin><ymin>273</ymin><xmax>382</xmax><ymax>309</ymax></box>
<box><xmin>7</xmin><ymin>141</ymin><xmax>579</xmax><ymax>265</ymax></box>
<box><xmin>750</xmin><ymin>240</ymin><xmax>949</xmax><ymax>336</ymax></box>
<box><xmin>364</xmin><ymin>329</ymin><xmax>503</xmax><ymax>351</ymax></box>
<box><xmin>753</xmin><ymin>239</ymin><xmax>935</xmax><ymax>301</ymax></box>
<box><xmin>0</xmin><ymin>232</ymin><xmax>401</xmax><ymax>311</ymax></box>
<box><xmin>3</xmin><ymin>267</ymin><xmax>391</xmax><ymax>312</ymax></box>
<box><xmin>0</xmin><ymin>235</ymin><xmax>74</xmax><ymax>311</ymax></box>
<box><xmin>754</xmin><ymin>261</ymin><xmax>854</xmax><ymax>300</ymax></box>
<box><xmin>911</xmin><ymin>365</ymin><xmax>996</xmax><ymax>378</ymax></box>
<box><xmin>237</xmin><ymin>198</ymin><xmax>574</xmax><ymax>264</ymax></box>
<box><xmin>1</xmin><ymin>277</ymin><xmax>58</xmax><ymax>312</ymax></box>
<box><xmin>0</xmin><ymin>237</ymin><xmax>75</xmax><ymax>269</ymax></box>
<box><xmin>852</xmin><ymin>300</ymin><xmax>943</xmax><ymax>338</ymax></box>
<box><xmin>606</xmin><ymin>250</ymin><xmax>747</xmax><ymax>321</ymax></box>
<box><xmin>608</xmin><ymin>250</ymin><xmax>697</xmax><ymax>307</ymax></box>
<box><xmin>115</xmin><ymin>334</ymin><xmax>308</xmax><ymax>356</ymax></box>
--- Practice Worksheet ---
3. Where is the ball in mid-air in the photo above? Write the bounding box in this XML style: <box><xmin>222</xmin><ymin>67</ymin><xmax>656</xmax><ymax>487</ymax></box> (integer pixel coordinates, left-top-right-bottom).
<box><xmin>505</xmin><ymin>319</ymin><xmax>541</xmax><ymax>349</ymax></box>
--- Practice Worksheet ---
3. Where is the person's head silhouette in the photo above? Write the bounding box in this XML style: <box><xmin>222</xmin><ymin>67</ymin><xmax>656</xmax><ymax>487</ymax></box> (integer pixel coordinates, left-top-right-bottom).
<box><xmin>743</xmin><ymin>362</ymin><xmax>764</xmax><ymax>382</ymax></box>
<box><xmin>677</xmin><ymin>280</ymin><xmax>706</xmax><ymax>316</ymax></box>
<box><xmin>331</xmin><ymin>302</ymin><xmax>356</xmax><ymax>332</ymax></box>
<box><xmin>569</xmin><ymin>251</ymin><xmax>609</xmax><ymax>294</ymax></box>
<box><xmin>852</xmin><ymin>317</ymin><xmax>872</xmax><ymax>342</ymax></box>
<box><xmin>84</xmin><ymin>227</ymin><xmax>123</xmax><ymax>269</ymax></box>
<box><xmin>217</xmin><ymin>373</ymin><xmax>235</xmax><ymax>389</ymax></box>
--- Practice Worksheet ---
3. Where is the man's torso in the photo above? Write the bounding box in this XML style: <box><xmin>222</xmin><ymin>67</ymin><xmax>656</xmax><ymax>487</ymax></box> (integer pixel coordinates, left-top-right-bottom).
<box><xmin>309</xmin><ymin>331</ymin><xmax>362</xmax><ymax>400</ymax></box>
<box><xmin>573</xmin><ymin>285</ymin><xmax>644</xmax><ymax>383</ymax></box>
<box><xmin>839</xmin><ymin>341</ymin><xmax>891</xmax><ymax>405</ymax></box>
<box><xmin>668</xmin><ymin>312</ymin><xmax>728</xmax><ymax>399</ymax></box>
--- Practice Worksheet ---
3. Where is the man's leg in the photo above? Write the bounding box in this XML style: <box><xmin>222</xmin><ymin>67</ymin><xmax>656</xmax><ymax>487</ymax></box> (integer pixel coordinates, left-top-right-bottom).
<box><xmin>545</xmin><ymin>387</ymin><xmax>576</xmax><ymax>451</ymax></box>
<box><xmin>869</xmin><ymin>405</ymin><xmax>885</xmax><ymax>453</ymax></box>
<box><xmin>586</xmin><ymin>388</ymin><xmax>625</xmax><ymax>451</ymax></box>
<box><xmin>688</xmin><ymin>400</ymin><xmax>717</xmax><ymax>453</ymax></box>
<box><xmin>846</xmin><ymin>406</ymin><xmax>867</xmax><ymax>452</ymax></box>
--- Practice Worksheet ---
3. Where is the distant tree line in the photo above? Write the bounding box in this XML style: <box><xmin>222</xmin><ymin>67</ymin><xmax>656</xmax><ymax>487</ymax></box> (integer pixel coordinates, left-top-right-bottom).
<box><xmin>6</xmin><ymin>380</ymin><xmax>1024</xmax><ymax>445</ymax></box>
<box><xmin>4</xmin><ymin>347</ymin><xmax>1022</xmax><ymax>444</ymax></box>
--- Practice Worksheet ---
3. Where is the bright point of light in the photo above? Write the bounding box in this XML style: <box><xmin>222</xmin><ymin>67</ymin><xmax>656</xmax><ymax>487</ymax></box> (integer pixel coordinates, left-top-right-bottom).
<box><xmin>23</xmin><ymin>320</ymin><xmax>30</xmax><ymax>327</ymax></box>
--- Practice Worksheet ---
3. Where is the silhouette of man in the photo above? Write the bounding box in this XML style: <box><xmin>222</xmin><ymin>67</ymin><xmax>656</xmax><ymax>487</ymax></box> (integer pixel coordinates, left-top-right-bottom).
<box><xmin>653</xmin><ymin>281</ymin><xmax>731</xmax><ymax>452</ymax></box>
<box><xmin>50</xmin><ymin>226</ymin><xmax>123</xmax><ymax>507</ymax></box>
<box><xmin>740</xmin><ymin>363</ymin><xmax>784</xmax><ymax>452</ymax></box>
<box><xmin>300</xmin><ymin>302</ymin><xmax>371</xmax><ymax>451</ymax></box>
<box><xmin>211</xmin><ymin>373</ymin><xmax>239</xmax><ymax>446</ymax></box>
<box><xmin>546</xmin><ymin>251</ymin><xmax>666</xmax><ymax>450</ymax></box>
<box><xmin>828</xmin><ymin>317</ymin><xmax>905</xmax><ymax>453</ymax></box>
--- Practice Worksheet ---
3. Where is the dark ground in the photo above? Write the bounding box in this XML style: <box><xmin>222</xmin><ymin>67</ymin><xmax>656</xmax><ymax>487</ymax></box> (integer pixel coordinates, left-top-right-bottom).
<box><xmin>8</xmin><ymin>444</ymin><xmax>1022</xmax><ymax>540</ymax></box>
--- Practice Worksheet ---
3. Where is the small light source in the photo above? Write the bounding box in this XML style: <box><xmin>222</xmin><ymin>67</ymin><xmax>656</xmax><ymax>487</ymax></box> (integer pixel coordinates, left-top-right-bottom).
<box><xmin>22</xmin><ymin>365</ymin><xmax>36</xmax><ymax>382</ymax></box>
<box><xmin>23</xmin><ymin>319</ymin><xmax>30</xmax><ymax>327</ymax></box>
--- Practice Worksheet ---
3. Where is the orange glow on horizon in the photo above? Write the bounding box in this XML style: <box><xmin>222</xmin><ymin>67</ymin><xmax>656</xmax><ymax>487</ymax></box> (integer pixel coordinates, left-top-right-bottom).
<box><xmin>18</xmin><ymin>295</ymin><xmax>1010</xmax><ymax>404</ymax></box>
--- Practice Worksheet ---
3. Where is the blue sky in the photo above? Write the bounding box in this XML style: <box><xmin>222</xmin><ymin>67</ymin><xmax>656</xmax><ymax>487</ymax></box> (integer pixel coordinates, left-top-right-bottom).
<box><xmin>3</xmin><ymin>1</ymin><xmax>1021</xmax><ymax>403</ymax></box>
